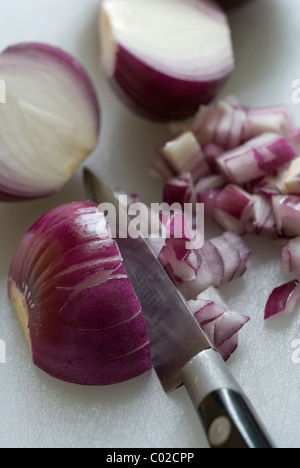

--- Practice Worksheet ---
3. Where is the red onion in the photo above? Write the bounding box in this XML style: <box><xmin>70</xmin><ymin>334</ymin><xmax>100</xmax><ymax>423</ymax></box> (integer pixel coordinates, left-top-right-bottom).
<box><xmin>215</xmin><ymin>184</ymin><xmax>254</xmax><ymax>222</ymax></box>
<box><xmin>245</xmin><ymin>194</ymin><xmax>278</xmax><ymax>239</ymax></box>
<box><xmin>170</xmin><ymin>98</ymin><xmax>294</xmax><ymax>151</ymax></box>
<box><xmin>163</xmin><ymin>173</ymin><xmax>195</xmax><ymax>207</ymax></box>
<box><xmin>216</xmin><ymin>133</ymin><xmax>297</xmax><ymax>185</ymax></box>
<box><xmin>282</xmin><ymin>237</ymin><xmax>300</xmax><ymax>277</ymax></box>
<box><xmin>0</xmin><ymin>43</ymin><xmax>100</xmax><ymax>201</ymax></box>
<box><xmin>8</xmin><ymin>202</ymin><xmax>152</xmax><ymax>385</ymax></box>
<box><xmin>188</xmin><ymin>287</ymin><xmax>250</xmax><ymax>361</ymax></box>
<box><xmin>152</xmin><ymin>132</ymin><xmax>211</xmax><ymax>183</ymax></box>
<box><xmin>99</xmin><ymin>0</ymin><xmax>234</xmax><ymax>121</ymax></box>
<box><xmin>272</xmin><ymin>195</ymin><xmax>300</xmax><ymax>238</ymax></box>
<box><xmin>158</xmin><ymin>227</ymin><xmax>251</xmax><ymax>301</ymax></box>
<box><xmin>264</xmin><ymin>280</ymin><xmax>300</xmax><ymax>321</ymax></box>
<box><xmin>283</xmin><ymin>157</ymin><xmax>300</xmax><ymax>194</ymax></box>
<box><xmin>191</xmin><ymin>100</ymin><xmax>293</xmax><ymax>151</ymax></box>
<box><xmin>153</xmin><ymin>93</ymin><xmax>300</xmax><ymax>323</ymax></box>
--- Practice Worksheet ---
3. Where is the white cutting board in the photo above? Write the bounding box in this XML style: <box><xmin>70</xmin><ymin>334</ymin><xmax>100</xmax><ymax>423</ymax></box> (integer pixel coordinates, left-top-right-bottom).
<box><xmin>0</xmin><ymin>0</ymin><xmax>299</xmax><ymax>448</ymax></box>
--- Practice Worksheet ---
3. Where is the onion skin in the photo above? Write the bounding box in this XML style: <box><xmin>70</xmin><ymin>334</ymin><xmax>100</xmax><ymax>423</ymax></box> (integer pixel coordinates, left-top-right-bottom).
<box><xmin>111</xmin><ymin>45</ymin><xmax>228</xmax><ymax>121</ymax></box>
<box><xmin>8</xmin><ymin>202</ymin><xmax>152</xmax><ymax>386</ymax></box>
<box><xmin>0</xmin><ymin>43</ymin><xmax>100</xmax><ymax>201</ymax></box>
<box><xmin>100</xmin><ymin>0</ymin><xmax>234</xmax><ymax>121</ymax></box>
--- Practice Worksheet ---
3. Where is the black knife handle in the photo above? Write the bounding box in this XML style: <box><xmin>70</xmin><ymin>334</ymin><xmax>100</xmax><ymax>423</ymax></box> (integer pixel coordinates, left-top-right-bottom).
<box><xmin>180</xmin><ymin>349</ymin><xmax>274</xmax><ymax>449</ymax></box>
<box><xmin>198</xmin><ymin>388</ymin><xmax>272</xmax><ymax>448</ymax></box>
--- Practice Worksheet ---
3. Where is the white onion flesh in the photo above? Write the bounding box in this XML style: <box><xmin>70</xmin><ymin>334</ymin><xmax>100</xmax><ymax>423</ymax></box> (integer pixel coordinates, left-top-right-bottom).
<box><xmin>99</xmin><ymin>0</ymin><xmax>234</xmax><ymax>121</ymax></box>
<box><xmin>0</xmin><ymin>43</ymin><xmax>100</xmax><ymax>200</ymax></box>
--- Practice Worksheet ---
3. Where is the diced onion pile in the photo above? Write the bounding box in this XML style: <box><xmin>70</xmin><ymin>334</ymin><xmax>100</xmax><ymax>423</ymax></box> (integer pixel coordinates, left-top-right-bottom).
<box><xmin>157</xmin><ymin>214</ymin><xmax>251</xmax><ymax>360</ymax></box>
<box><xmin>152</xmin><ymin>96</ymin><xmax>300</xmax><ymax>320</ymax></box>
<box><xmin>122</xmin><ymin>198</ymin><xmax>252</xmax><ymax>361</ymax></box>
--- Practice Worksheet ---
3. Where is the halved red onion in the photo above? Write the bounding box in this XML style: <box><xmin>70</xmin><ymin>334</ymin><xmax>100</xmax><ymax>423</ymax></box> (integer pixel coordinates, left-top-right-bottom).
<box><xmin>264</xmin><ymin>280</ymin><xmax>300</xmax><ymax>321</ymax></box>
<box><xmin>216</xmin><ymin>133</ymin><xmax>297</xmax><ymax>185</ymax></box>
<box><xmin>188</xmin><ymin>287</ymin><xmax>250</xmax><ymax>361</ymax></box>
<box><xmin>0</xmin><ymin>43</ymin><xmax>100</xmax><ymax>201</ymax></box>
<box><xmin>99</xmin><ymin>0</ymin><xmax>234</xmax><ymax>121</ymax></box>
<box><xmin>8</xmin><ymin>202</ymin><xmax>152</xmax><ymax>385</ymax></box>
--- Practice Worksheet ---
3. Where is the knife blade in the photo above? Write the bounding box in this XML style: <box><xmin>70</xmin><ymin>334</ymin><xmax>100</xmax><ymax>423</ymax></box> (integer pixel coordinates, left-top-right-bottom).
<box><xmin>83</xmin><ymin>168</ymin><xmax>274</xmax><ymax>449</ymax></box>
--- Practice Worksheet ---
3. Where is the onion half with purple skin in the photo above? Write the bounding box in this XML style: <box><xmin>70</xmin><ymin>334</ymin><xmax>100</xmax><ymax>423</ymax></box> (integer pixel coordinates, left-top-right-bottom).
<box><xmin>0</xmin><ymin>43</ymin><xmax>100</xmax><ymax>201</ymax></box>
<box><xmin>8</xmin><ymin>202</ymin><xmax>152</xmax><ymax>386</ymax></box>
<box><xmin>99</xmin><ymin>0</ymin><xmax>234</xmax><ymax>121</ymax></box>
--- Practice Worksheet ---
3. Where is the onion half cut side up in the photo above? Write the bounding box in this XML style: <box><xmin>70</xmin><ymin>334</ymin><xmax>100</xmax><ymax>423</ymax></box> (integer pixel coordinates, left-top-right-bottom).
<box><xmin>99</xmin><ymin>0</ymin><xmax>234</xmax><ymax>121</ymax></box>
<box><xmin>0</xmin><ymin>43</ymin><xmax>100</xmax><ymax>201</ymax></box>
<box><xmin>8</xmin><ymin>202</ymin><xmax>152</xmax><ymax>386</ymax></box>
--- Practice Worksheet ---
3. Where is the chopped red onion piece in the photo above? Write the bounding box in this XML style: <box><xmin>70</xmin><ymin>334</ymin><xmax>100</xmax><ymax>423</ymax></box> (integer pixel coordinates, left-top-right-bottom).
<box><xmin>163</xmin><ymin>173</ymin><xmax>195</xmax><ymax>206</ymax></box>
<box><xmin>272</xmin><ymin>195</ymin><xmax>300</xmax><ymax>238</ymax></box>
<box><xmin>212</xmin><ymin>209</ymin><xmax>246</xmax><ymax>235</ymax></box>
<box><xmin>289</xmin><ymin>129</ymin><xmax>300</xmax><ymax>154</ymax></box>
<box><xmin>243</xmin><ymin>106</ymin><xmax>294</xmax><ymax>141</ymax></box>
<box><xmin>210</xmin><ymin>231</ymin><xmax>251</xmax><ymax>283</ymax></box>
<box><xmin>264</xmin><ymin>280</ymin><xmax>300</xmax><ymax>321</ymax></box>
<box><xmin>282</xmin><ymin>236</ymin><xmax>300</xmax><ymax>277</ymax></box>
<box><xmin>188</xmin><ymin>287</ymin><xmax>250</xmax><ymax>361</ymax></box>
<box><xmin>191</xmin><ymin>99</ymin><xmax>293</xmax><ymax>151</ymax></box>
<box><xmin>192</xmin><ymin>100</ymin><xmax>247</xmax><ymax>150</ymax></box>
<box><xmin>283</xmin><ymin>157</ymin><xmax>300</xmax><ymax>194</ymax></box>
<box><xmin>245</xmin><ymin>166</ymin><xmax>289</xmax><ymax>197</ymax></box>
<box><xmin>152</xmin><ymin>132</ymin><xmax>210</xmax><ymax>182</ymax></box>
<box><xmin>203</xmin><ymin>142</ymin><xmax>224</xmax><ymax>162</ymax></box>
<box><xmin>195</xmin><ymin>174</ymin><xmax>226</xmax><ymax>194</ymax></box>
<box><xmin>245</xmin><ymin>194</ymin><xmax>278</xmax><ymax>239</ymax></box>
<box><xmin>216</xmin><ymin>133</ymin><xmax>297</xmax><ymax>185</ymax></box>
<box><xmin>197</xmin><ymin>188</ymin><xmax>222</xmax><ymax>218</ymax></box>
<box><xmin>161</xmin><ymin>230</ymin><xmax>251</xmax><ymax>300</ymax></box>
<box><xmin>215</xmin><ymin>184</ymin><xmax>254</xmax><ymax>221</ymax></box>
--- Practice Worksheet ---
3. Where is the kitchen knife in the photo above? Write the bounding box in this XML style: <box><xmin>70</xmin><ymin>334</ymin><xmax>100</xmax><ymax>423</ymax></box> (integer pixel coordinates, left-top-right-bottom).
<box><xmin>83</xmin><ymin>168</ymin><xmax>274</xmax><ymax>449</ymax></box>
